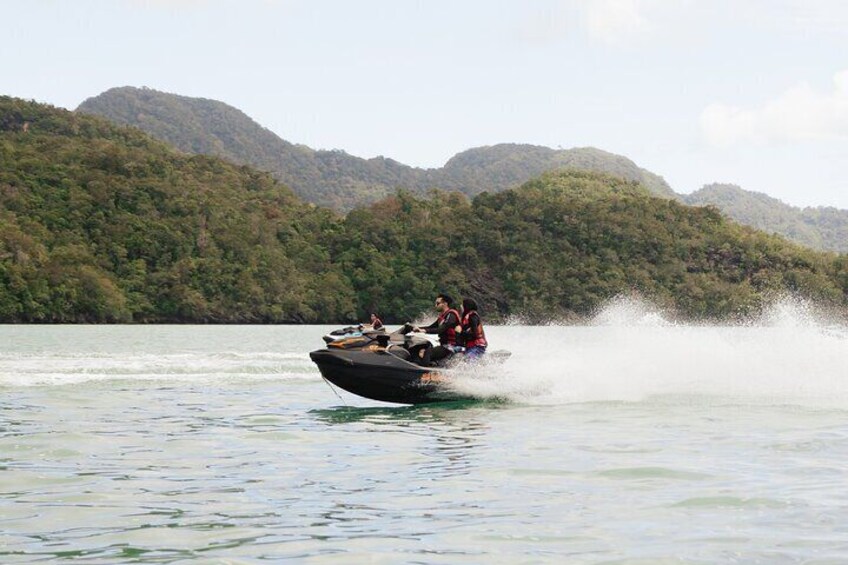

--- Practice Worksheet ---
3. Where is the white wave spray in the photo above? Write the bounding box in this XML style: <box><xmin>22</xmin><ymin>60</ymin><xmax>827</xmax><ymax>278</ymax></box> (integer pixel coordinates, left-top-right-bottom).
<box><xmin>449</xmin><ymin>297</ymin><xmax>848</xmax><ymax>408</ymax></box>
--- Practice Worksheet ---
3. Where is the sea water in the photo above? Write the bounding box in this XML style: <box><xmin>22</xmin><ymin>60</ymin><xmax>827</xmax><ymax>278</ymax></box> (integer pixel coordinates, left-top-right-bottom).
<box><xmin>2</xmin><ymin>300</ymin><xmax>848</xmax><ymax>563</ymax></box>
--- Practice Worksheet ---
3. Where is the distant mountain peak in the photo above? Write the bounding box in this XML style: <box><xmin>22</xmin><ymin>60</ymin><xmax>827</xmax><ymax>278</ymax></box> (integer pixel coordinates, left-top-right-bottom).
<box><xmin>684</xmin><ymin>183</ymin><xmax>848</xmax><ymax>253</ymax></box>
<box><xmin>77</xmin><ymin>86</ymin><xmax>676</xmax><ymax>210</ymax></box>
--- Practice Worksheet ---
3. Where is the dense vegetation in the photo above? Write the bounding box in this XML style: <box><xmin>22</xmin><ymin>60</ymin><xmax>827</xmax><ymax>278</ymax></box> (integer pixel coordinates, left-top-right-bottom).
<box><xmin>684</xmin><ymin>184</ymin><xmax>848</xmax><ymax>254</ymax></box>
<box><xmin>77</xmin><ymin>87</ymin><xmax>675</xmax><ymax>210</ymax></box>
<box><xmin>341</xmin><ymin>174</ymin><xmax>847</xmax><ymax>321</ymax></box>
<box><xmin>2</xmin><ymin>96</ymin><xmax>847</xmax><ymax>323</ymax></box>
<box><xmin>0</xmin><ymin>96</ymin><xmax>353</xmax><ymax>322</ymax></box>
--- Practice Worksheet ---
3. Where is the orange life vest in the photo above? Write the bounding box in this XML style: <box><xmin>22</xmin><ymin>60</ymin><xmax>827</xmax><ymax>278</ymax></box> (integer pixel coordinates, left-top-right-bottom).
<box><xmin>461</xmin><ymin>311</ymin><xmax>487</xmax><ymax>348</ymax></box>
<box><xmin>438</xmin><ymin>308</ymin><xmax>461</xmax><ymax>346</ymax></box>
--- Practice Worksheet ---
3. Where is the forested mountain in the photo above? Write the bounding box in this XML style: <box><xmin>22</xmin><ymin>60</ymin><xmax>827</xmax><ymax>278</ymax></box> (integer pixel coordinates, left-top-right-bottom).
<box><xmin>2</xmin><ymin>97</ymin><xmax>846</xmax><ymax>323</ymax></box>
<box><xmin>77</xmin><ymin>87</ymin><xmax>848</xmax><ymax>254</ymax></box>
<box><xmin>684</xmin><ymin>184</ymin><xmax>848</xmax><ymax>253</ymax></box>
<box><xmin>77</xmin><ymin>86</ymin><xmax>675</xmax><ymax>210</ymax></box>
<box><xmin>0</xmin><ymin>96</ymin><xmax>352</xmax><ymax>322</ymax></box>
<box><xmin>342</xmin><ymin>172</ymin><xmax>847</xmax><ymax>321</ymax></box>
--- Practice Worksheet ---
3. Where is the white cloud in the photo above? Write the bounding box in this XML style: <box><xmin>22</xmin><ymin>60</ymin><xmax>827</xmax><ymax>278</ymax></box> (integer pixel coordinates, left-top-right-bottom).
<box><xmin>701</xmin><ymin>70</ymin><xmax>848</xmax><ymax>146</ymax></box>
<box><xmin>584</xmin><ymin>0</ymin><xmax>652</xmax><ymax>44</ymax></box>
<box><xmin>128</xmin><ymin>0</ymin><xmax>287</xmax><ymax>9</ymax></box>
<box><xmin>517</xmin><ymin>0</ymin><xmax>848</xmax><ymax>48</ymax></box>
<box><xmin>515</xmin><ymin>0</ymin><xmax>686</xmax><ymax>46</ymax></box>
<box><xmin>514</xmin><ymin>4</ymin><xmax>577</xmax><ymax>44</ymax></box>
<box><xmin>131</xmin><ymin>0</ymin><xmax>203</xmax><ymax>6</ymax></box>
<box><xmin>771</xmin><ymin>0</ymin><xmax>848</xmax><ymax>36</ymax></box>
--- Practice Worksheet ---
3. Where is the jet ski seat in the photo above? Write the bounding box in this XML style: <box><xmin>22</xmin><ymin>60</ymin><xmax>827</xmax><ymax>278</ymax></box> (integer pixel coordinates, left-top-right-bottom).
<box><xmin>407</xmin><ymin>342</ymin><xmax>432</xmax><ymax>366</ymax></box>
<box><xmin>386</xmin><ymin>344</ymin><xmax>411</xmax><ymax>361</ymax></box>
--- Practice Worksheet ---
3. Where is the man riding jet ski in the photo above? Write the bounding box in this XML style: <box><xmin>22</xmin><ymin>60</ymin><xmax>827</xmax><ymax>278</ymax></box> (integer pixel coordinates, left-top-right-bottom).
<box><xmin>412</xmin><ymin>293</ymin><xmax>462</xmax><ymax>366</ymax></box>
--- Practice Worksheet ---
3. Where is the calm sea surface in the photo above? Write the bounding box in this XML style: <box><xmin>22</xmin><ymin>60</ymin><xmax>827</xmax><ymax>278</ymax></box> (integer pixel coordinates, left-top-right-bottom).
<box><xmin>3</xmin><ymin>306</ymin><xmax>848</xmax><ymax>563</ymax></box>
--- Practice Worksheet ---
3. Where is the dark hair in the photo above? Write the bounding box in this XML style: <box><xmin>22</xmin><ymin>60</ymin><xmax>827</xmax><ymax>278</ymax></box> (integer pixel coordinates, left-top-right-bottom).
<box><xmin>462</xmin><ymin>298</ymin><xmax>478</xmax><ymax>313</ymax></box>
<box><xmin>436</xmin><ymin>293</ymin><xmax>454</xmax><ymax>307</ymax></box>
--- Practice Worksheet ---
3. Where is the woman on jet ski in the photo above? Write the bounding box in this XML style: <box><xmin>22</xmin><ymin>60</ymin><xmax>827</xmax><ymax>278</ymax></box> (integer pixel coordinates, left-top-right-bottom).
<box><xmin>369</xmin><ymin>313</ymin><xmax>384</xmax><ymax>330</ymax></box>
<box><xmin>459</xmin><ymin>297</ymin><xmax>487</xmax><ymax>359</ymax></box>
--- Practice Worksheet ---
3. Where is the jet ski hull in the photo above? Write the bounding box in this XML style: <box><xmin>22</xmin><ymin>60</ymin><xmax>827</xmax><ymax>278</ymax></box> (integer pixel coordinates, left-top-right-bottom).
<box><xmin>309</xmin><ymin>349</ymin><xmax>466</xmax><ymax>405</ymax></box>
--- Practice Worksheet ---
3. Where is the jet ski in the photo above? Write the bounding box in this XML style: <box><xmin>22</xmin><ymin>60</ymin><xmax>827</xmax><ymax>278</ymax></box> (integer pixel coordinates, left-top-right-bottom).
<box><xmin>310</xmin><ymin>324</ymin><xmax>510</xmax><ymax>405</ymax></box>
<box><xmin>322</xmin><ymin>324</ymin><xmax>373</xmax><ymax>344</ymax></box>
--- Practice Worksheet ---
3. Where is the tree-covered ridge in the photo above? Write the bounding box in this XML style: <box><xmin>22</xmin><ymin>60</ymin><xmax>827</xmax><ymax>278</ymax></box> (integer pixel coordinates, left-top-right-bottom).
<box><xmin>684</xmin><ymin>184</ymin><xmax>848</xmax><ymax>253</ymax></box>
<box><xmin>77</xmin><ymin>86</ymin><xmax>675</xmax><ymax>210</ymax></box>
<box><xmin>2</xmin><ymin>96</ymin><xmax>847</xmax><ymax>323</ymax></box>
<box><xmin>339</xmin><ymin>172</ymin><xmax>847</xmax><ymax>322</ymax></box>
<box><xmin>0</xmin><ymin>96</ymin><xmax>353</xmax><ymax>322</ymax></box>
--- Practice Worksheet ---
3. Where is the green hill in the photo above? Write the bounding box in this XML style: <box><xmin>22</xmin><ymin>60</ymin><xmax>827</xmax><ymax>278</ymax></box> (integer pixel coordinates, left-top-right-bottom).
<box><xmin>3</xmin><ymin>96</ymin><xmax>846</xmax><ymax>323</ymax></box>
<box><xmin>339</xmin><ymin>172</ymin><xmax>847</xmax><ymax>321</ymax></box>
<box><xmin>77</xmin><ymin>86</ymin><xmax>676</xmax><ymax>210</ymax></box>
<box><xmin>440</xmin><ymin>144</ymin><xmax>673</xmax><ymax>198</ymax></box>
<box><xmin>0</xmin><ymin>96</ymin><xmax>353</xmax><ymax>322</ymax></box>
<box><xmin>684</xmin><ymin>184</ymin><xmax>848</xmax><ymax>253</ymax></box>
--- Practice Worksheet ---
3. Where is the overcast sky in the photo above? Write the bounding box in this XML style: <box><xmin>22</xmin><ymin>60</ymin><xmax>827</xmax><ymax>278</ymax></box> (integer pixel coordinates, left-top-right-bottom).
<box><xmin>3</xmin><ymin>0</ymin><xmax>848</xmax><ymax>208</ymax></box>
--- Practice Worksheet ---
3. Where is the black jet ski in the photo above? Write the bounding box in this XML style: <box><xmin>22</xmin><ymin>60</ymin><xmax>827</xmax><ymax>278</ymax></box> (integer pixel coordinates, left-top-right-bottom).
<box><xmin>322</xmin><ymin>324</ymin><xmax>377</xmax><ymax>344</ymax></box>
<box><xmin>310</xmin><ymin>324</ymin><xmax>509</xmax><ymax>405</ymax></box>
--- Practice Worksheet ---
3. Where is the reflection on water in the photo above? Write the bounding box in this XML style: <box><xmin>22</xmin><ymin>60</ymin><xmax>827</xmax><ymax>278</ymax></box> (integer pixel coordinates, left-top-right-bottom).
<box><xmin>310</xmin><ymin>401</ymin><xmax>481</xmax><ymax>425</ymax></box>
<box><xmin>312</xmin><ymin>403</ymin><xmax>492</xmax><ymax>479</ymax></box>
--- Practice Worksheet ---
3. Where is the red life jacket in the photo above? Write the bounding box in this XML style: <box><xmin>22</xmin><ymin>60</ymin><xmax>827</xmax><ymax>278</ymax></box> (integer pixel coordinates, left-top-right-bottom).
<box><xmin>372</xmin><ymin>317</ymin><xmax>383</xmax><ymax>330</ymax></box>
<box><xmin>462</xmin><ymin>311</ymin><xmax>487</xmax><ymax>348</ymax></box>
<box><xmin>438</xmin><ymin>308</ymin><xmax>461</xmax><ymax>346</ymax></box>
